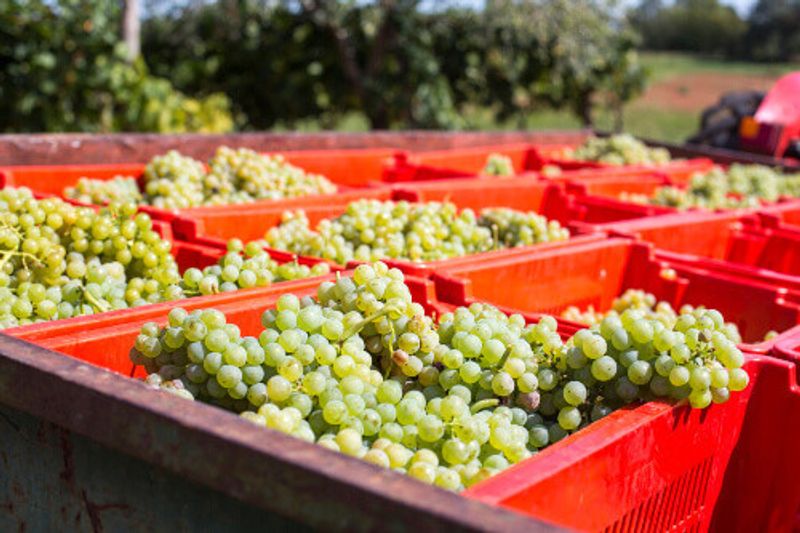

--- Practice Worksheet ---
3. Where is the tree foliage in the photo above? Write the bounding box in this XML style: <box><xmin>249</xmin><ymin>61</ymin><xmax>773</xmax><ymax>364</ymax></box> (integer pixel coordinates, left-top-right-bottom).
<box><xmin>629</xmin><ymin>0</ymin><xmax>800</xmax><ymax>62</ymax></box>
<box><xmin>0</xmin><ymin>0</ymin><xmax>645</xmax><ymax>132</ymax></box>
<box><xmin>745</xmin><ymin>0</ymin><xmax>800</xmax><ymax>61</ymax></box>
<box><xmin>142</xmin><ymin>0</ymin><xmax>645</xmax><ymax>130</ymax></box>
<box><xmin>0</xmin><ymin>0</ymin><xmax>234</xmax><ymax>133</ymax></box>
<box><xmin>630</xmin><ymin>0</ymin><xmax>747</xmax><ymax>56</ymax></box>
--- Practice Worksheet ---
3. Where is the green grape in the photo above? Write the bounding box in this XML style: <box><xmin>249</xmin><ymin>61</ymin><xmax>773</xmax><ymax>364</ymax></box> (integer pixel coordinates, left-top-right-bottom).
<box><xmin>571</xmin><ymin>135</ymin><xmax>671</xmax><ymax>166</ymax></box>
<box><xmin>0</xmin><ymin>190</ymin><xmax>186</xmax><ymax>329</ymax></box>
<box><xmin>482</xmin><ymin>153</ymin><xmax>515</xmax><ymax>177</ymax></box>
<box><xmin>265</xmin><ymin>199</ymin><xmax>569</xmax><ymax>265</ymax></box>
<box><xmin>130</xmin><ymin>262</ymin><xmax>750</xmax><ymax>493</ymax></box>
<box><xmin>629</xmin><ymin>164</ymin><xmax>800</xmax><ymax>211</ymax></box>
<box><xmin>562</xmin><ymin>381</ymin><xmax>587</xmax><ymax>406</ymax></box>
<box><xmin>64</xmin><ymin>176</ymin><xmax>142</xmax><ymax>205</ymax></box>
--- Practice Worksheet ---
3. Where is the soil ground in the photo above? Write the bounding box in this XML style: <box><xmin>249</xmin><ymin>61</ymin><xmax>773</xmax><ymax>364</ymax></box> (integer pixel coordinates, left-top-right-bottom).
<box><xmin>637</xmin><ymin>72</ymin><xmax>781</xmax><ymax>112</ymax></box>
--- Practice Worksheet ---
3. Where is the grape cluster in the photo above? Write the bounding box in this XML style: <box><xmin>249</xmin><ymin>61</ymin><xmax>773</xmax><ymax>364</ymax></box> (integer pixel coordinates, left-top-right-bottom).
<box><xmin>264</xmin><ymin>200</ymin><xmax>569</xmax><ymax>265</ymax></box>
<box><xmin>142</xmin><ymin>150</ymin><xmax>207</xmax><ymax>209</ymax></box>
<box><xmin>132</xmin><ymin>264</ymin><xmax>749</xmax><ymax>491</ymax></box>
<box><xmin>478</xmin><ymin>208</ymin><xmax>569</xmax><ymax>248</ymax></box>
<box><xmin>626</xmin><ymin>165</ymin><xmax>800</xmax><ymax>210</ymax></box>
<box><xmin>62</xmin><ymin>147</ymin><xmax>337</xmax><ymax>210</ymax></box>
<box><xmin>566</xmin><ymin>307</ymin><xmax>748</xmax><ymax>412</ymax></box>
<box><xmin>207</xmin><ymin>147</ymin><xmax>337</xmax><ymax>202</ymax></box>
<box><xmin>482</xmin><ymin>154</ymin><xmax>514</xmax><ymax>177</ymax></box>
<box><xmin>571</xmin><ymin>135</ymin><xmax>671</xmax><ymax>166</ymax></box>
<box><xmin>0</xmin><ymin>187</ymin><xmax>334</xmax><ymax>329</ymax></box>
<box><xmin>540</xmin><ymin>165</ymin><xmax>564</xmax><ymax>178</ymax></box>
<box><xmin>0</xmin><ymin>188</ymin><xmax>182</xmax><ymax>328</ymax></box>
<box><xmin>65</xmin><ymin>176</ymin><xmax>142</xmax><ymax>205</ymax></box>
<box><xmin>181</xmin><ymin>239</ymin><xmax>330</xmax><ymax>296</ymax></box>
<box><xmin>563</xmin><ymin>289</ymin><xmax>742</xmax><ymax>342</ymax></box>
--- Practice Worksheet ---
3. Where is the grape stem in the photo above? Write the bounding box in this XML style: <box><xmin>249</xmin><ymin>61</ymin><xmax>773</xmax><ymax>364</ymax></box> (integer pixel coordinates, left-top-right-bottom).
<box><xmin>0</xmin><ymin>249</ymin><xmax>41</xmax><ymax>272</ymax></box>
<box><xmin>342</xmin><ymin>305</ymin><xmax>400</xmax><ymax>340</ymax></box>
<box><xmin>470</xmin><ymin>398</ymin><xmax>499</xmax><ymax>413</ymax></box>
<box><xmin>383</xmin><ymin>322</ymin><xmax>397</xmax><ymax>380</ymax></box>
<box><xmin>496</xmin><ymin>348</ymin><xmax>512</xmax><ymax>370</ymax></box>
<box><xmin>83</xmin><ymin>289</ymin><xmax>111</xmax><ymax>313</ymax></box>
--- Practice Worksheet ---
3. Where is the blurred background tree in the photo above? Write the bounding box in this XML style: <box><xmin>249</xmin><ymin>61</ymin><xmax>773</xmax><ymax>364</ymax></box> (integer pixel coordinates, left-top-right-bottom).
<box><xmin>630</xmin><ymin>0</ymin><xmax>747</xmax><ymax>56</ymax></box>
<box><xmin>745</xmin><ymin>0</ymin><xmax>800</xmax><ymax>61</ymax></box>
<box><xmin>142</xmin><ymin>0</ymin><xmax>645</xmax><ymax>130</ymax></box>
<box><xmin>0</xmin><ymin>0</ymin><xmax>233</xmax><ymax>133</ymax></box>
<box><xmin>1</xmin><ymin>0</ymin><xmax>796</xmax><ymax>134</ymax></box>
<box><xmin>630</xmin><ymin>0</ymin><xmax>800</xmax><ymax>60</ymax></box>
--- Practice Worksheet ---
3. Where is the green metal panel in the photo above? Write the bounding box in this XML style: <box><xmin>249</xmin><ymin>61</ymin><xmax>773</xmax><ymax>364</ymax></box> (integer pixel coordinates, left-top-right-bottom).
<box><xmin>0</xmin><ymin>404</ymin><xmax>308</xmax><ymax>532</ymax></box>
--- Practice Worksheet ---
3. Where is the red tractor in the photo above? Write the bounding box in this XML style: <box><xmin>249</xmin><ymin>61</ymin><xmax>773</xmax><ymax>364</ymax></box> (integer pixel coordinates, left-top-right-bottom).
<box><xmin>689</xmin><ymin>72</ymin><xmax>800</xmax><ymax>161</ymax></box>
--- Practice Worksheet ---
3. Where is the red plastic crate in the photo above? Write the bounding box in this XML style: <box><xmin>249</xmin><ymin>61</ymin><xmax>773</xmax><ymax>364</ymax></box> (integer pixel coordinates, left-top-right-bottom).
<box><xmin>653</xmin><ymin>157</ymin><xmax>717</xmax><ymax>183</ymax></box>
<box><xmin>569</xmin><ymin>180</ymin><xmax>800</xmax><ymax>227</ymax></box>
<box><xmin>467</xmin><ymin>354</ymin><xmax>800</xmax><ymax>532</ymax></box>
<box><xmin>393</xmin><ymin>176</ymin><xmax>676</xmax><ymax>228</ymax></box>
<box><xmin>392</xmin><ymin>176</ymin><xmax>576</xmax><ymax>217</ymax></box>
<box><xmin>564</xmin><ymin>171</ymin><xmax>672</xmax><ymax>197</ymax></box>
<box><xmin>544</xmin><ymin>165</ymin><xmax>668</xmax><ymax>183</ymax></box>
<box><xmin>588</xmin><ymin>211</ymin><xmax>758</xmax><ymax>260</ymax></box>
<box><xmin>561</xmin><ymin>170</ymin><xmax>794</xmax><ymax>222</ymax></box>
<box><xmin>386</xmin><ymin>144</ymin><xmax>539</xmax><ymax>181</ymax></box>
<box><xmin>531</xmin><ymin>144</ymin><xmax>716</xmax><ymax>184</ymax></box>
<box><xmin>563</xmin><ymin>172</ymin><xmax>679</xmax><ymax>223</ymax></box>
<box><xmin>0</xmin><ymin>149</ymin><xmax>402</xmax><ymax>228</ymax></box>
<box><xmin>278</xmin><ymin>148</ymin><xmax>401</xmax><ymax>187</ymax></box>
<box><xmin>172</xmin><ymin>187</ymin><xmax>395</xmax><ymax>245</ymax></box>
<box><xmin>173</xmin><ymin>180</ymin><xmax>617</xmax><ymax>278</ymax></box>
<box><xmin>432</xmin><ymin>237</ymin><xmax>800</xmax><ymax>352</ymax></box>
<box><xmin>758</xmin><ymin>198</ymin><xmax>800</xmax><ymax>230</ymax></box>
<box><xmin>528</xmin><ymin>144</ymin><xmax>608</xmax><ymax>172</ymax></box>
<box><xmin>409</xmin><ymin>144</ymin><xmax>536</xmax><ymax>172</ymax></box>
<box><xmin>773</xmin><ymin>331</ymin><xmax>800</xmax><ymax>380</ymax></box>
<box><xmin>595</xmin><ymin>211</ymin><xmax>800</xmax><ymax>296</ymax></box>
<box><xmin>383</xmin><ymin>143</ymin><xmax>609</xmax><ymax>182</ymax></box>
<box><xmin>0</xmin><ymin>148</ymin><xmax>398</xmax><ymax>192</ymax></box>
<box><xmin>30</xmin><ymin>278</ymin><xmax>800</xmax><ymax>531</ymax></box>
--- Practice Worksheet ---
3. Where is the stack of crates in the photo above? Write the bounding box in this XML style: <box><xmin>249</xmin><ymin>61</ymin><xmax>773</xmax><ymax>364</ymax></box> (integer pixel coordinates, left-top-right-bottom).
<box><xmin>3</xmin><ymin>139</ymin><xmax>800</xmax><ymax>531</ymax></box>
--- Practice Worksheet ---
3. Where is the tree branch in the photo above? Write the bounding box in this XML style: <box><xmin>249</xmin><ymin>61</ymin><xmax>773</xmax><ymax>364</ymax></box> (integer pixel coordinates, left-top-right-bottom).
<box><xmin>366</xmin><ymin>0</ymin><xmax>398</xmax><ymax>77</ymax></box>
<box><xmin>301</xmin><ymin>0</ymin><xmax>366</xmax><ymax>102</ymax></box>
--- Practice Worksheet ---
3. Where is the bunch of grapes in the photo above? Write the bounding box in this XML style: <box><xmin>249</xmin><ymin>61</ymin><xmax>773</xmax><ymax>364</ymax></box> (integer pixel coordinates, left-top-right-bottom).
<box><xmin>62</xmin><ymin>147</ymin><xmax>337</xmax><ymax>210</ymax></box>
<box><xmin>562</xmin><ymin>289</ymin><xmax>743</xmax><ymax>343</ymax></box>
<box><xmin>142</xmin><ymin>150</ymin><xmax>208</xmax><ymax>209</ymax></box>
<box><xmin>0</xmin><ymin>187</ymin><xmax>334</xmax><ymax>330</ymax></box>
<box><xmin>206</xmin><ymin>147</ymin><xmax>336</xmax><ymax>203</ymax></box>
<box><xmin>264</xmin><ymin>200</ymin><xmax>569</xmax><ymax>265</ymax></box>
<box><xmin>540</xmin><ymin>165</ymin><xmax>564</xmax><ymax>178</ymax></box>
<box><xmin>571</xmin><ymin>135</ymin><xmax>671</xmax><ymax>166</ymax></box>
<box><xmin>0</xmin><ymin>188</ymin><xmax>183</xmax><ymax>328</ymax></box>
<box><xmin>482</xmin><ymin>154</ymin><xmax>515</xmax><ymax>177</ymax></box>
<box><xmin>628</xmin><ymin>165</ymin><xmax>800</xmax><ymax>210</ymax></box>
<box><xmin>478</xmin><ymin>208</ymin><xmax>570</xmax><ymax>248</ymax></box>
<box><xmin>131</xmin><ymin>264</ymin><xmax>750</xmax><ymax>491</ymax></box>
<box><xmin>180</xmin><ymin>239</ymin><xmax>330</xmax><ymax>296</ymax></box>
<box><xmin>561</xmin><ymin>304</ymin><xmax>605</xmax><ymax>325</ymax></box>
<box><xmin>65</xmin><ymin>176</ymin><xmax>142</xmax><ymax>205</ymax></box>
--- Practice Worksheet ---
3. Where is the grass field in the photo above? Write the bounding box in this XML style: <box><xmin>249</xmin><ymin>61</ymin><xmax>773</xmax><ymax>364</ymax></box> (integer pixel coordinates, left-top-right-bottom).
<box><xmin>640</xmin><ymin>53</ymin><xmax>796</xmax><ymax>81</ymax></box>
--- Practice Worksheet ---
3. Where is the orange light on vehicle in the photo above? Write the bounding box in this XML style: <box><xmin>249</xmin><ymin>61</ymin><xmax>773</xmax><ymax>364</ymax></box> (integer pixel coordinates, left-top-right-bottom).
<box><xmin>740</xmin><ymin>116</ymin><xmax>760</xmax><ymax>139</ymax></box>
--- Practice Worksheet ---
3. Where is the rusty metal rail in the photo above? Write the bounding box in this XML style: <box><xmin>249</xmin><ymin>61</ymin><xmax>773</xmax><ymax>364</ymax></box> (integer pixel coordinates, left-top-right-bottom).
<box><xmin>0</xmin><ymin>131</ymin><xmax>591</xmax><ymax>165</ymax></box>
